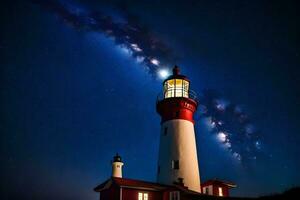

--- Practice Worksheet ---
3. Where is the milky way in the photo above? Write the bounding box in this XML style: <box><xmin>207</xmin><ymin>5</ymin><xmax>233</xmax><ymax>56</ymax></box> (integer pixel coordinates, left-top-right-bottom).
<box><xmin>32</xmin><ymin>0</ymin><xmax>268</xmax><ymax>166</ymax></box>
<box><xmin>199</xmin><ymin>89</ymin><xmax>269</xmax><ymax>166</ymax></box>
<box><xmin>32</xmin><ymin>0</ymin><xmax>176</xmax><ymax>77</ymax></box>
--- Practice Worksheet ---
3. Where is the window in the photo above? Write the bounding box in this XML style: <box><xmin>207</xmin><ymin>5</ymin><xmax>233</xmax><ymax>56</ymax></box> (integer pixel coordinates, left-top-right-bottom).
<box><xmin>203</xmin><ymin>185</ymin><xmax>213</xmax><ymax>195</ymax></box>
<box><xmin>218</xmin><ymin>187</ymin><xmax>223</xmax><ymax>197</ymax></box>
<box><xmin>157</xmin><ymin>166</ymin><xmax>160</xmax><ymax>175</ymax></box>
<box><xmin>164</xmin><ymin>127</ymin><xmax>168</xmax><ymax>135</ymax></box>
<box><xmin>172</xmin><ymin>160</ymin><xmax>179</xmax><ymax>170</ymax></box>
<box><xmin>164</xmin><ymin>79</ymin><xmax>175</xmax><ymax>98</ymax></box>
<box><xmin>175</xmin><ymin>79</ymin><xmax>183</xmax><ymax>97</ymax></box>
<box><xmin>170</xmin><ymin>191</ymin><xmax>180</xmax><ymax>200</ymax></box>
<box><xmin>138</xmin><ymin>192</ymin><xmax>148</xmax><ymax>200</ymax></box>
<box><xmin>182</xmin><ymin>80</ymin><xmax>189</xmax><ymax>98</ymax></box>
<box><xmin>203</xmin><ymin>187</ymin><xmax>208</xmax><ymax>194</ymax></box>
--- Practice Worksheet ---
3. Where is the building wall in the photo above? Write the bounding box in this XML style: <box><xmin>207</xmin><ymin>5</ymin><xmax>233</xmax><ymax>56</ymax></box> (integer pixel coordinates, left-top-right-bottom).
<box><xmin>157</xmin><ymin>119</ymin><xmax>201</xmax><ymax>192</ymax></box>
<box><xmin>212</xmin><ymin>185</ymin><xmax>229</xmax><ymax>197</ymax></box>
<box><xmin>100</xmin><ymin>185</ymin><xmax>120</xmax><ymax>200</ymax></box>
<box><xmin>201</xmin><ymin>184</ymin><xmax>230</xmax><ymax>197</ymax></box>
<box><xmin>202</xmin><ymin>185</ymin><xmax>213</xmax><ymax>195</ymax></box>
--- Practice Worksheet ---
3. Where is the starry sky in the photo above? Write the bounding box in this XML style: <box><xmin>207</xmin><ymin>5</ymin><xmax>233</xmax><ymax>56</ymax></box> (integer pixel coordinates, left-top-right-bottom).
<box><xmin>1</xmin><ymin>0</ymin><xmax>300</xmax><ymax>199</ymax></box>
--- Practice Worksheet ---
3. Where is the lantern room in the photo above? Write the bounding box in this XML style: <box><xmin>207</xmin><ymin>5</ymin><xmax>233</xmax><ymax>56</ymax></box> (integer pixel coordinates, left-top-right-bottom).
<box><xmin>164</xmin><ymin>78</ymin><xmax>189</xmax><ymax>98</ymax></box>
<box><xmin>163</xmin><ymin>66</ymin><xmax>196</xmax><ymax>100</ymax></box>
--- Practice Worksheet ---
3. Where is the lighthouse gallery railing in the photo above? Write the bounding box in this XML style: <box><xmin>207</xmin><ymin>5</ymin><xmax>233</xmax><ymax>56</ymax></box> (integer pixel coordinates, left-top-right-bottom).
<box><xmin>157</xmin><ymin>88</ymin><xmax>198</xmax><ymax>103</ymax></box>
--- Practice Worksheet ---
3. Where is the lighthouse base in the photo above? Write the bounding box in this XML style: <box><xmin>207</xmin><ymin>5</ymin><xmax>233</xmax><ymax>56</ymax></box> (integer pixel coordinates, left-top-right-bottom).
<box><xmin>157</xmin><ymin>119</ymin><xmax>201</xmax><ymax>193</ymax></box>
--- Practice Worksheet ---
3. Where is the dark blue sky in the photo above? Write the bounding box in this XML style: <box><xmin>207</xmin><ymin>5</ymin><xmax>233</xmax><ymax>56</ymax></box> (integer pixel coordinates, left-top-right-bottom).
<box><xmin>1</xmin><ymin>0</ymin><xmax>300</xmax><ymax>199</ymax></box>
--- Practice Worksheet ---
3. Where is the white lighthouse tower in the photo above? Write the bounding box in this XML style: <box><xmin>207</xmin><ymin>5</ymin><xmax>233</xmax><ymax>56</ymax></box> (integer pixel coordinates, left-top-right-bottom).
<box><xmin>111</xmin><ymin>153</ymin><xmax>123</xmax><ymax>178</ymax></box>
<box><xmin>156</xmin><ymin>66</ymin><xmax>201</xmax><ymax>192</ymax></box>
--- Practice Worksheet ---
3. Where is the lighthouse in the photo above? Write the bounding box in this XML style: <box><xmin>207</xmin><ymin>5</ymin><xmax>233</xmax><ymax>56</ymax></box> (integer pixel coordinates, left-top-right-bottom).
<box><xmin>156</xmin><ymin>66</ymin><xmax>201</xmax><ymax>192</ymax></box>
<box><xmin>111</xmin><ymin>153</ymin><xmax>123</xmax><ymax>178</ymax></box>
<box><xmin>94</xmin><ymin>66</ymin><xmax>237</xmax><ymax>200</ymax></box>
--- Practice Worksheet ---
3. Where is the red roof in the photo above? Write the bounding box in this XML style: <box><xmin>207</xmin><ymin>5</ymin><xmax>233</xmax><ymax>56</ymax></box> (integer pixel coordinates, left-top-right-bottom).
<box><xmin>94</xmin><ymin>177</ymin><xmax>200</xmax><ymax>194</ymax></box>
<box><xmin>201</xmin><ymin>179</ymin><xmax>237</xmax><ymax>188</ymax></box>
<box><xmin>95</xmin><ymin>177</ymin><xmax>236</xmax><ymax>195</ymax></box>
<box><xmin>94</xmin><ymin>177</ymin><xmax>168</xmax><ymax>192</ymax></box>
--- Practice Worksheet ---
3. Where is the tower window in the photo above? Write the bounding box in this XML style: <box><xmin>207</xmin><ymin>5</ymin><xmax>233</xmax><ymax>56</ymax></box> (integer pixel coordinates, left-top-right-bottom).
<box><xmin>172</xmin><ymin>160</ymin><xmax>179</xmax><ymax>170</ymax></box>
<box><xmin>157</xmin><ymin>166</ymin><xmax>160</xmax><ymax>175</ymax></box>
<box><xmin>164</xmin><ymin>127</ymin><xmax>168</xmax><ymax>135</ymax></box>
<box><xmin>138</xmin><ymin>192</ymin><xmax>148</xmax><ymax>200</ymax></box>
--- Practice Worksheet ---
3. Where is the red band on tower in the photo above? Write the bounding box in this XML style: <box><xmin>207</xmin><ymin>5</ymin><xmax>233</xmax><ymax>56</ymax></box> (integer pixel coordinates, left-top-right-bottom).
<box><xmin>156</xmin><ymin>97</ymin><xmax>197</xmax><ymax>123</ymax></box>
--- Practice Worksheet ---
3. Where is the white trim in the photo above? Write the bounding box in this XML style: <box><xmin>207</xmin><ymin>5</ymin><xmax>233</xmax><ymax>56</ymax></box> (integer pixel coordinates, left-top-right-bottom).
<box><xmin>120</xmin><ymin>187</ymin><xmax>122</xmax><ymax>200</ymax></box>
<box><xmin>169</xmin><ymin>191</ymin><xmax>180</xmax><ymax>200</ymax></box>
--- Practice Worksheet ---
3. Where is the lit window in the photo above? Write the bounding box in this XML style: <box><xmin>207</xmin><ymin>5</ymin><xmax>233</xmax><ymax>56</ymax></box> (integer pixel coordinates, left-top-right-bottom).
<box><xmin>183</xmin><ymin>80</ymin><xmax>189</xmax><ymax>97</ymax></box>
<box><xmin>218</xmin><ymin>187</ymin><xmax>223</xmax><ymax>196</ymax></box>
<box><xmin>175</xmin><ymin>79</ymin><xmax>183</xmax><ymax>97</ymax></box>
<box><xmin>172</xmin><ymin>160</ymin><xmax>179</xmax><ymax>170</ymax></box>
<box><xmin>164</xmin><ymin>79</ymin><xmax>174</xmax><ymax>98</ymax></box>
<box><xmin>170</xmin><ymin>191</ymin><xmax>180</xmax><ymax>200</ymax></box>
<box><xmin>138</xmin><ymin>192</ymin><xmax>148</xmax><ymax>200</ymax></box>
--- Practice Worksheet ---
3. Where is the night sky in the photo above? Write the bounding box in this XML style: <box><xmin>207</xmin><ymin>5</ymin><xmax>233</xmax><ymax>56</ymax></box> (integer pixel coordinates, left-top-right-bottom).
<box><xmin>1</xmin><ymin>0</ymin><xmax>300</xmax><ymax>199</ymax></box>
